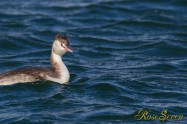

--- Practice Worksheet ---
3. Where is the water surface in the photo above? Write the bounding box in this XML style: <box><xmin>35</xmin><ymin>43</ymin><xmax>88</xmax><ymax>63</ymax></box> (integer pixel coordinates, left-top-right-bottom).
<box><xmin>0</xmin><ymin>0</ymin><xmax>187</xmax><ymax>123</ymax></box>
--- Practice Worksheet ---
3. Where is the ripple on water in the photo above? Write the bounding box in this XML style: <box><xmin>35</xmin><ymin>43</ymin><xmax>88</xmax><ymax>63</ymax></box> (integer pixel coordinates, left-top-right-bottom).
<box><xmin>0</xmin><ymin>0</ymin><xmax>187</xmax><ymax>123</ymax></box>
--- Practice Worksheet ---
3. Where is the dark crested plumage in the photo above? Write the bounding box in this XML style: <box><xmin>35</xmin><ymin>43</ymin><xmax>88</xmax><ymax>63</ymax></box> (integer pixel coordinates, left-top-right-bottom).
<box><xmin>56</xmin><ymin>34</ymin><xmax>70</xmax><ymax>46</ymax></box>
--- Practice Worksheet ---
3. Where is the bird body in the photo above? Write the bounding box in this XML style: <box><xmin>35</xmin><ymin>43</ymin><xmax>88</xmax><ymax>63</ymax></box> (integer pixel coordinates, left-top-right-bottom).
<box><xmin>0</xmin><ymin>34</ymin><xmax>73</xmax><ymax>85</ymax></box>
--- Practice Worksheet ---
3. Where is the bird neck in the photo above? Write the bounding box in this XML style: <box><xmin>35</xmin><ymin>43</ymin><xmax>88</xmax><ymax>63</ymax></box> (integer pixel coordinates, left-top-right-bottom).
<box><xmin>50</xmin><ymin>50</ymin><xmax>70</xmax><ymax>82</ymax></box>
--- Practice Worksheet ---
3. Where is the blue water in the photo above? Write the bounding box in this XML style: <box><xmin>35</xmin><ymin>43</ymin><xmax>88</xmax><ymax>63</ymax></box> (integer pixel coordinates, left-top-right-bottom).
<box><xmin>0</xmin><ymin>0</ymin><xmax>187</xmax><ymax>123</ymax></box>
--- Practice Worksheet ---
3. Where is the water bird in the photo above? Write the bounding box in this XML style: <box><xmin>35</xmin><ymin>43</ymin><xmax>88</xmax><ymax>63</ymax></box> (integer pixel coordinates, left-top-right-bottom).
<box><xmin>0</xmin><ymin>34</ymin><xmax>73</xmax><ymax>85</ymax></box>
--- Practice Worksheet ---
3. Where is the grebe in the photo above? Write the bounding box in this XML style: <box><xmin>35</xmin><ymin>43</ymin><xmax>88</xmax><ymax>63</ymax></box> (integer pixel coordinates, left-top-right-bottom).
<box><xmin>0</xmin><ymin>34</ymin><xmax>73</xmax><ymax>85</ymax></box>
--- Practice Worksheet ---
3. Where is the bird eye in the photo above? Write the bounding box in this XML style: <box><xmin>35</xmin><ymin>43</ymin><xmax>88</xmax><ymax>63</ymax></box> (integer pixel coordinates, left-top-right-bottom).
<box><xmin>61</xmin><ymin>43</ymin><xmax>66</xmax><ymax>48</ymax></box>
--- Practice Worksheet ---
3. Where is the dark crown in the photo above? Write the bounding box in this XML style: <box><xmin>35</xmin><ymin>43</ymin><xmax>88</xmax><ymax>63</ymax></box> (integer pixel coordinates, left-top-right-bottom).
<box><xmin>55</xmin><ymin>33</ymin><xmax>70</xmax><ymax>46</ymax></box>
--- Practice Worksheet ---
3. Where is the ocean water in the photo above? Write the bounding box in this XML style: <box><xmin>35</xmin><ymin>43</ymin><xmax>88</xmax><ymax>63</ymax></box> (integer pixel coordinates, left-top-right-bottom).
<box><xmin>0</xmin><ymin>0</ymin><xmax>187</xmax><ymax>123</ymax></box>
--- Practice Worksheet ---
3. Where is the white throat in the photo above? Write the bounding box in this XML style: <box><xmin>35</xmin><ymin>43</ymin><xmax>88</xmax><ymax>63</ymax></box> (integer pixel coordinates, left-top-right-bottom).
<box><xmin>49</xmin><ymin>50</ymin><xmax>70</xmax><ymax>84</ymax></box>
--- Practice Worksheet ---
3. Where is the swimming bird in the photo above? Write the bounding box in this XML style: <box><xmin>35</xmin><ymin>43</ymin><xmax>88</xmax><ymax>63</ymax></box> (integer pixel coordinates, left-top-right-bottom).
<box><xmin>0</xmin><ymin>34</ymin><xmax>73</xmax><ymax>85</ymax></box>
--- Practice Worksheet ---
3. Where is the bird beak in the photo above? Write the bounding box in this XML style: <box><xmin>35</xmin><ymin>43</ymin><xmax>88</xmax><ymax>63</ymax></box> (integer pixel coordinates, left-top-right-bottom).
<box><xmin>66</xmin><ymin>46</ymin><xmax>73</xmax><ymax>53</ymax></box>
<box><xmin>63</xmin><ymin>44</ymin><xmax>73</xmax><ymax>53</ymax></box>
